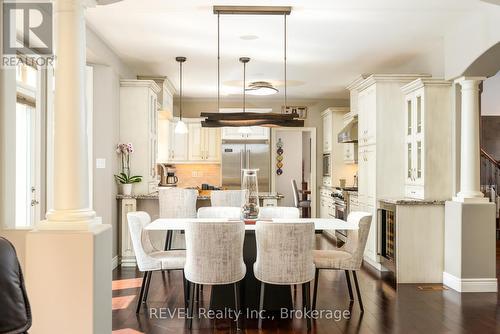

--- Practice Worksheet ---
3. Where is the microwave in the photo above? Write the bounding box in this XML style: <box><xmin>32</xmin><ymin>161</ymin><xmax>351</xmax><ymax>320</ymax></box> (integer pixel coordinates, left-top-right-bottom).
<box><xmin>323</xmin><ymin>153</ymin><xmax>331</xmax><ymax>176</ymax></box>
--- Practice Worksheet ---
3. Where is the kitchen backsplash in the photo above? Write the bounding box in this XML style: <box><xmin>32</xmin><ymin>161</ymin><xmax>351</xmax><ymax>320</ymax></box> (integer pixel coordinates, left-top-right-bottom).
<box><xmin>174</xmin><ymin>164</ymin><xmax>221</xmax><ymax>188</ymax></box>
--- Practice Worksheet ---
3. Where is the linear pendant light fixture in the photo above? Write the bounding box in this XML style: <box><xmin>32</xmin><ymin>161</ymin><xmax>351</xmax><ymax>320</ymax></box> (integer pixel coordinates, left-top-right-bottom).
<box><xmin>175</xmin><ymin>56</ymin><xmax>188</xmax><ymax>134</ymax></box>
<box><xmin>201</xmin><ymin>5</ymin><xmax>304</xmax><ymax>128</ymax></box>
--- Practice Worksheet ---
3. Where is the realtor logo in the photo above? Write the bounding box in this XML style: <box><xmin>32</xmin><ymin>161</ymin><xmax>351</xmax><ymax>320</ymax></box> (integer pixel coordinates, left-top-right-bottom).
<box><xmin>2</xmin><ymin>2</ymin><xmax>53</xmax><ymax>55</ymax></box>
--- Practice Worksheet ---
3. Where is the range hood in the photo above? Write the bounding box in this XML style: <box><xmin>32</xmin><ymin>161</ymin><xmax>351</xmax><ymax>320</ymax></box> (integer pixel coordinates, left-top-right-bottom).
<box><xmin>337</xmin><ymin>117</ymin><xmax>358</xmax><ymax>143</ymax></box>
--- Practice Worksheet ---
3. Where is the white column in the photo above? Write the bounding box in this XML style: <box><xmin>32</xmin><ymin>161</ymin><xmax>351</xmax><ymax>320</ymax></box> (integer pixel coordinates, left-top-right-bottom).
<box><xmin>26</xmin><ymin>2</ymin><xmax>112</xmax><ymax>331</ymax></box>
<box><xmin>42</xmin><ymin>0</ymin><xmax>96</xmax><ymax>229</ymax></box>
<box><xmin>453</xmin><ymin>76</ymin><xmax>488</xmax><ymax>202</ymax></box>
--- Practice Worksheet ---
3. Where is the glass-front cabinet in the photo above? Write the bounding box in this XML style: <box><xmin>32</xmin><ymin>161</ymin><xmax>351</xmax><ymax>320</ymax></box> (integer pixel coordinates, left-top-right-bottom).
<box><xmin>405</xmin><ymin>92</ymin><xmax>424</xmax><ymax>189</ymax></box>
<box><xmin>402</xmin><ymin>78</ymin><xmax>452</xmax><ymax>200</ymax></box>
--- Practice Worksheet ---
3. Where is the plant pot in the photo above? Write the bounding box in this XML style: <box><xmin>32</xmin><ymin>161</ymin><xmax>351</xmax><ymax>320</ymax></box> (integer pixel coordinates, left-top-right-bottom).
<box><xmin>120</xmin><ymin>183</ymin><xmax>133</xmax><ymax>196</ymax></box>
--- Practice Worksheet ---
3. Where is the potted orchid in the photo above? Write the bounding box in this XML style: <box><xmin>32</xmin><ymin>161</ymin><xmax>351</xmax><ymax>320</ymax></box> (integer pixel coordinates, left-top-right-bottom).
<box><xmin>114</xmin><ymin>143</ymin><xmax>142</xmax><ymax>195</ymax></box>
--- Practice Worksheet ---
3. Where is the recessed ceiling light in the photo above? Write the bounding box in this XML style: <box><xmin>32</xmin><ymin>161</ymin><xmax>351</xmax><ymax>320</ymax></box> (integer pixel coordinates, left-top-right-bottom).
<box><xmin>240</xmin><ymin>35</ymin><xmax>259</xmax><ymax>40</ymax></box>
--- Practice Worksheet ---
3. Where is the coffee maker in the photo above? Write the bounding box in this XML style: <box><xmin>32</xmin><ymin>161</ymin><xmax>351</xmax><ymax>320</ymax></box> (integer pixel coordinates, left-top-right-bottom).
<box><xmin>159</xmin><ymin>164</ymin><xmax>178</xmax><ymax>186</ymax></box>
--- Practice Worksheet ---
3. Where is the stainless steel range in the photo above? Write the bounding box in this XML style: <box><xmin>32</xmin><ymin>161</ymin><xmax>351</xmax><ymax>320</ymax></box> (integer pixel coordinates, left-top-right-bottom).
<box><xmin>332</xmin><ymin>187</ymin><xmax>358</xmax><ymax>244</ymax></box>
<box><xmin>331</xmin><ymin>189</ymin><xmax>347</xmax><ymax>243</ymax></box>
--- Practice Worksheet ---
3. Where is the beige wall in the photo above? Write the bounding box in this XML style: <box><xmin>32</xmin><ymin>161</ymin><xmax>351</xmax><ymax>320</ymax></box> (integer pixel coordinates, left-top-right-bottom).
<box><xmin>444</xmin><ymin>6</ymin><xmax>500</xmax><ymax>79</ymax></box>
<box><xmin>482</xmin><ymin>70</ymin><xmax>500</xmax><ymax>116</ymax></box>
<box><xmin>91</xmin><ymin>65</ymin><xmax>121</xmax><ymax>258</ymax></box>
<box><xmin>86</xmin><ymin>25</ymin><xmax>135</xmax><ymax>258</ymax></box>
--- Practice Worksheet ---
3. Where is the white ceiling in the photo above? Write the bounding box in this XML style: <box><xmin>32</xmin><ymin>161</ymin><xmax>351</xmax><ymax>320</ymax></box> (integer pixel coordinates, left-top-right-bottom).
<box><xmin>86</xmin><ymin>0</ymin><xmax>483</xmax><ymax>99</ymax></box>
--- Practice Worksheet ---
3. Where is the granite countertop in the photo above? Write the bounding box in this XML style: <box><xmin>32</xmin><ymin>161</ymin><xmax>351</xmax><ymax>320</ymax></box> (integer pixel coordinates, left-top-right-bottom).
<box><xmin>117</xmin><ymin>192</ymin><xmax>284</xmax><ymax>200</ymax></box>
<box><xmin>379</xmin><ymin>198</ymin><xmax>446</xmax><ymax>205</ymax></box>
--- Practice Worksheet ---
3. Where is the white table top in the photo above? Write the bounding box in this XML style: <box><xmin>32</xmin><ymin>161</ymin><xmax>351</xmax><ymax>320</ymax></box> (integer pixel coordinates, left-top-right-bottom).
<box><xmin>145</xmin><ymin>218</ymin><xmax>358</xmax><ymax>231</ymax></box>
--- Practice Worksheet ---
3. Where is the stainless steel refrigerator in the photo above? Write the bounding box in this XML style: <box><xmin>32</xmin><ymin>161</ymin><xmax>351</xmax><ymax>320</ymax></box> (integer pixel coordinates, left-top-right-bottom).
<box><xmin>221</xmin><ymin>139</ymin><xmax>270</xmax><ymax>191</ymax></box>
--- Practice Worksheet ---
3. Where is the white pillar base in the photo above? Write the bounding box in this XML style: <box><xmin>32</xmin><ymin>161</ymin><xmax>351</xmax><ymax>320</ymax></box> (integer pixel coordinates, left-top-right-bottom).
<box><xmin>452</xmin><ymin>194</ymin><xmax>489</xmax><ymax>203</ymax></box>
<box><xmin>444</xmin><ymin>201</ymin><xmax>497</xmax><ymax>292</ymax></box>
<box><xmin>25</xmin><ymin>222</ymin><xmax>112</xmax><ymax>334</ymax></box>
<box><xmin>38</xmin><ymin>214</ymin><xmax>99</xmax><ymax>231</ymax></box>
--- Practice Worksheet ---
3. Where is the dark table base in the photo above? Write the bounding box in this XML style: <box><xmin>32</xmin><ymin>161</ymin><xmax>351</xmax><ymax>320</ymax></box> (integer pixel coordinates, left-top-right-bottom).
<box><xmin>210</xmin><ymin>231</ymin><xmax>293</xmax><ymax>315</ymax></box>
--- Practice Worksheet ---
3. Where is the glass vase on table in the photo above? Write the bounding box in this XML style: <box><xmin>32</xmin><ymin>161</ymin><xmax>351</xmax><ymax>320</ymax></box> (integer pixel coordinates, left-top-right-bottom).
<box><xmin>241</xmin><ymin>169</ymin><xmax>260</xmax><ymax>221</ymax></box>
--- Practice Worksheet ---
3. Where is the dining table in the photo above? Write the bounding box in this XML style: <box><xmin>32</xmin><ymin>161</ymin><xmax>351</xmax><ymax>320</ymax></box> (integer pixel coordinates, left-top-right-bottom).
<box><xmin>145</xmin><ymin>217</ymin><xmax>358</xmax><ymax>315</ymax></box>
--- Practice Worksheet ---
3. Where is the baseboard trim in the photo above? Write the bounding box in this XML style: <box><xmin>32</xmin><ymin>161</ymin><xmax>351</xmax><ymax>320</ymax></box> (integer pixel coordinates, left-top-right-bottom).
<box><xmin>443</xmin><ymin>272</ymin><xmax>498</xmax><ymax>292</ymax></box>
<box><xmin>111</xmin><ymin>256</ymin><xmax>119</xmax><ymax>270</ymax></box>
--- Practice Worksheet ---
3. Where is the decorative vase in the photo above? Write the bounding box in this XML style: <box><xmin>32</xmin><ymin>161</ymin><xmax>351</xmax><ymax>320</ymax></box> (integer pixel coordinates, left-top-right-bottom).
<box><xmin>120</xmin><ymin>183</ymin><xmax>133</xmax><ymax>196</ymax></box>
<box><xmin>241</xmin><ymin>169</ymin><xmax>260</xmax><ymax>219</ymax></box>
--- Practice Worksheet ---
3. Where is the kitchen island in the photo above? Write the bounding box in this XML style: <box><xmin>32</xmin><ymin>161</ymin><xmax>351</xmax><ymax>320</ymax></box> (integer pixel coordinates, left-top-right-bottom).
<box><xmin>377</xmin><ymin>198</ymin><xmax>446</xmax><ymax>283</ymax></box>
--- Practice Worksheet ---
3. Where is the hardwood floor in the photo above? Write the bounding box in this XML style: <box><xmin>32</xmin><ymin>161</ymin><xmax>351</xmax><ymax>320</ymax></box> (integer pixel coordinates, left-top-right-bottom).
<box><xmin>112</xmin><ymin>237</ymin><xmax>500</xmax><ymax>334</ymax></box>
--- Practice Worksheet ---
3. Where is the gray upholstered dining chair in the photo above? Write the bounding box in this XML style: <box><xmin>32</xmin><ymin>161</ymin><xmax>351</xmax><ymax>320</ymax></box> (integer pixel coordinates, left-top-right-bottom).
<box><xmin>312</xmin><ymin>211</ymin><xmax>372</xmax><ymax>312</ymax></box>
<box><xmin>184</xmin><ymin>220</ymin><xmax>246</xmax><ymax>330</ymax></box>
<box><xmin>210</xmin><ymin>189</ymin><xmax>247</xmax><ymax>207</ymax></box>
<box><xmin>197</xmin><ymin>206</ymin><xmax>241</xmax><ymax>219</ymax></box>
<box><xmin>159</xmin><ymin>187</ymin><xmax>198</xmax><ymax>250</ymax></box>
<box><xmin>127</xmin><ymin>211</ymin><xmax>187</xmax><ymax>313</ymax></box>
<box><xmin>258</xmin><ymin>206</ymin><xmax>300</xmax><ymax>219</ymax></box>
<box><xmin>254</xmin><ymin>221</ymin><xmax>315</xmax><ymax>330</ymax></box>
<box><xmin>291</xmin><ymin>179</ymin><xmax>311</xmax><ymax>217</ymax></box>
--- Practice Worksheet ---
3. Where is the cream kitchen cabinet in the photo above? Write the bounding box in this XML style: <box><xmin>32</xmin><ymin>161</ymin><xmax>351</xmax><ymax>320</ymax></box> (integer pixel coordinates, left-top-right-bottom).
<box><xmin>357</xmin><ymin>85</ymin><xmax>377</xmax><ymax>146</ymax></box>
<box><xmin>158</xmin><ymin>119</ymin><xmax>189</xmax><ymax>163</ymax></box>
<box><xmin>349</xmin><ymin>74</ymin><xmax>431</xmax><ymax>268</ymax></box>
<box><xmin>343</xmin><ymin>144</ymin><xmax>358</xmax><ymax>164</ymax></box>
<box><xmin>321</xmin><ymin>110</ymin><xmax>333</xmax><ymax>153</ymax></box>
<box><xmin>319</xmin><ymin>188</ymin><xmax>334</xmax><ymax>218</ymax></box>
<box><xmin>342</xmin><ymin>113</ymin><xmax>358</xmax><ymax>164</ymax></box>
<box><xmin>120</xmin><ymin>80</ymin><xmax>161</xmax><ymax>194</ymax></box>
<box><xmin>188</xmin><ymin>122</ymin><xmax>221</xmax><ymax>162</ymax></box>
<box><xmin>402</xmin><ymin>79</ymin><xmax>452</xmax><ymax>200</ymax></box>
<box><xmin>222</xmin><ymin>126</ymin><xmax>269</xmax><ymax>140</ymax></box>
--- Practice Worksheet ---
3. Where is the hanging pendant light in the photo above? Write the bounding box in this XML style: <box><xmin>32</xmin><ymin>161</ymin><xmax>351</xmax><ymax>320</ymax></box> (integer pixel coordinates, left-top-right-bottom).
<box><xmin>202</xmin><ymin>6</ymin><xmax>303</xmax><ymax>128</ymax></box>
<box><xmin>238</xmin><ymin>57</ymin><xmax>252</xmax><ymax>134</ymax></box>
<box><xmin>175</xmin><ymin>56</ymin><xmax>188</xmax><ymax>134</ymax></box>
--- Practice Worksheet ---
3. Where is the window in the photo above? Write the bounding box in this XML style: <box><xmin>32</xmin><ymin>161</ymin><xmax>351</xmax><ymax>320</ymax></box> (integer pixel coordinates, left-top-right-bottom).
<box><xmin>15</xmin><ymin>61</ymin><xmax>42</xmax><ymax>227</ymax></box>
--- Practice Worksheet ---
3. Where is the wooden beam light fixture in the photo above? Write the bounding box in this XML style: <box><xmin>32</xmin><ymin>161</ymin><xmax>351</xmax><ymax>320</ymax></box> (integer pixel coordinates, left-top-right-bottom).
<box><xmin>202</xmin><ymin>5</ymin><xmax>302</xmax><ymax>128</ymax></box>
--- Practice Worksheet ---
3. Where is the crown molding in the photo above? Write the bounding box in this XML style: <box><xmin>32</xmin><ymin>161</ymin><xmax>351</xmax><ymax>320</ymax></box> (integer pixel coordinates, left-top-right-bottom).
<box><xmin>401</xmin><ymin>78</ymin><xmax>452</xmax><ymax>94</ymax></box>
<box><xmin>353</xmin><ymin>74</ymin><xmax>432</xmax><ymax>92</ymax></box>
<box><xmin>120</xmin><ymin>79</ymin><xmax>161</xmax><ymax>94</ymax></box>
<box><xmin>346</xmin><ymin>74</ymin><xmax>370</xmax><ymax>91</ymax></box>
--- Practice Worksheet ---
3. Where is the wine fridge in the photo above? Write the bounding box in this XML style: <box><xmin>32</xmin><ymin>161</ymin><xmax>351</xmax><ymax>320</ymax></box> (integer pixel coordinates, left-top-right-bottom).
<box><xmin>378</xmin><ymin>202</ymin><xmax>396</xmax><ymax>272</ymax></box>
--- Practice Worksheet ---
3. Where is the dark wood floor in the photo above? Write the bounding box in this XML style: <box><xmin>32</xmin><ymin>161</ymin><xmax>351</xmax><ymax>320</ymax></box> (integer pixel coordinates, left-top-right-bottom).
<box><xmin>112</xmin><ymin>238</ymin><xmax>500</xmax><ymax>334</ymax></box>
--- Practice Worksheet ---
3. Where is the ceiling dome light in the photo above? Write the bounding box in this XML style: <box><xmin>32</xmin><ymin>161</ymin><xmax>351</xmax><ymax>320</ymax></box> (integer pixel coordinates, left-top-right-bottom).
<box><xmin>246</xmin><ymin>81</ymin><xmax>279</xmax><ymax>96</ymax></box>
